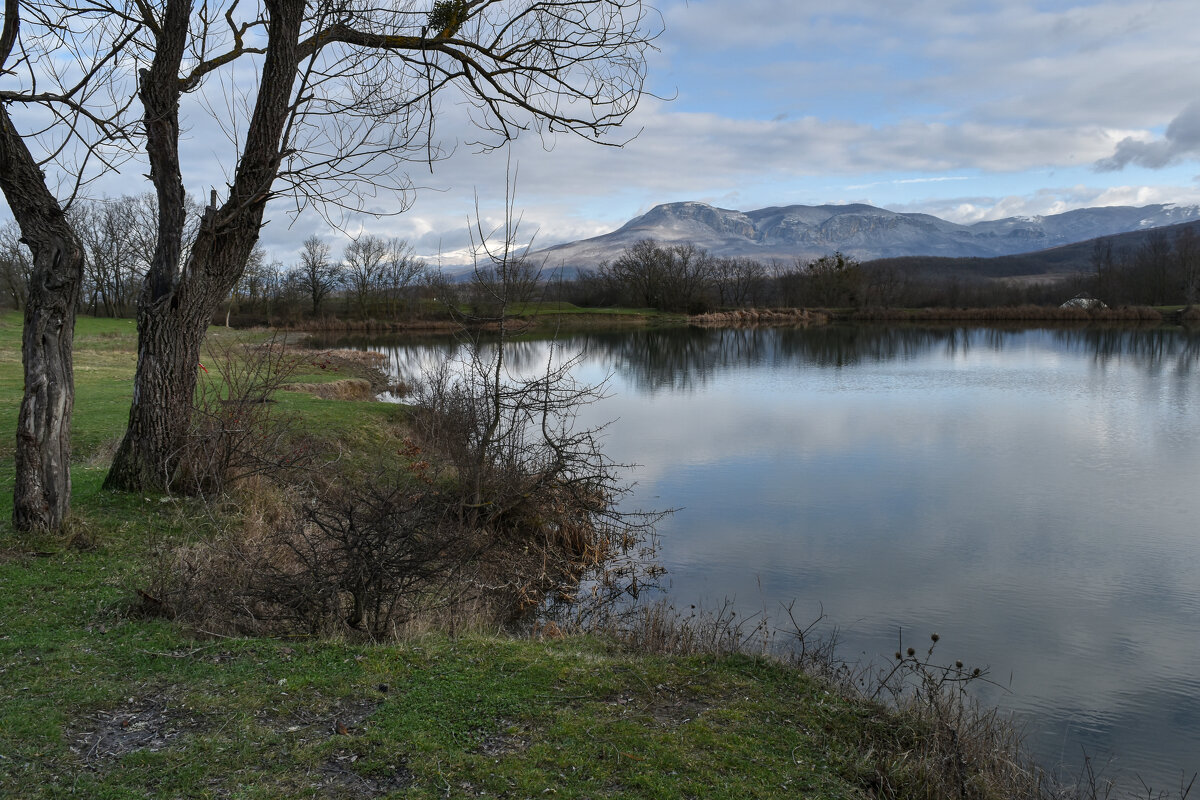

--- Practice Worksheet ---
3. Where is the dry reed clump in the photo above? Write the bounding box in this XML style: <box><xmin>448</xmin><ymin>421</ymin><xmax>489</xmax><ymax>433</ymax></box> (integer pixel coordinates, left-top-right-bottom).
<box><xmin>570</xmin><ymin>598</ymin><xmax>774</xmax><ymax>658</ymax></box>
<box><xmin>689</xmin><ymin>308</ymin><xmax>831</xmax><ymax>327</ymax></box>
<box><xmin>845</xmin><ymin>633</ymin><xmax>1042</xmax><ymax>800</ymax></box>
<box><xmin>140</xmin><ymin>476</ymin><xmax>479</xmax><ymax>639</ymax></box>
<box><xmin>283</xmin><ymin>378</ymin><xmax>376</xmax><ymax>401</ymax></box>
<box><xmin>284</xmin><ymin>348</ymin><xmax>394</xmax><ymax>392</ymax></box>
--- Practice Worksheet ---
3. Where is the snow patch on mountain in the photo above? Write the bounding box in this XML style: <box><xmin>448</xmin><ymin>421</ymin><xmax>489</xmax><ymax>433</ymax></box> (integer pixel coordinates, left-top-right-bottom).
<box><xmin>531</xmin><ymin>201</ymin><xmax>1200</xmax><ymax>270</ymax></box>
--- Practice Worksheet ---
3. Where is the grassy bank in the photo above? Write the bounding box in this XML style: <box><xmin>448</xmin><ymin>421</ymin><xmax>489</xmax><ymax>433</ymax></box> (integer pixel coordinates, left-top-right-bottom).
<box><xmin>264</xmin><ymin>303</ymin><xmax>687</xmax><ymax>336</ymax></box>
<box><xmin>0</xmin><ymin>312</ymin><xmax>1131</xmax><ymax>799</ymax></box>
<box><xmin>226</xmin><ymin>300</ymin><xmax>1199</xmax><ymax>337</ymax></box>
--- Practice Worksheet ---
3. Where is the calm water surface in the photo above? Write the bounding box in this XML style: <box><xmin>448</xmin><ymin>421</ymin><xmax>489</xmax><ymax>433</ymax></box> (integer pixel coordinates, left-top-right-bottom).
<box><xmin>350</xmin><ymin>325</ymin><xmax>1200</xmax><ymax>789</ymax></box>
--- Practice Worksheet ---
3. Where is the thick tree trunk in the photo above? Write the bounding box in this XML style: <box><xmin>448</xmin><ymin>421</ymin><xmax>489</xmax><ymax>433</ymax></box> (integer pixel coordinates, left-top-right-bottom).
<box><xmin>104</xmin><ymin>287</ymin><xmax>210</xmax><ymax>490</ymax></box>
<box><xmin>103</xmin><ymin>0</ymin><xmax>305</xmax><ymax>492</ymax></box>
<box><xmin>0</xmin><ymin>104</ymin><xmax>85</xmax><ymax>531</ymax></box>
<box><xmin>14</xmin><ymin>238</ymin><xmax>83</xmax><ymax>530</ymax></box>
<box><xmin>104</xmin><ymin>214</ymin><xmax>265</xmax><ymax>491</ymax></box>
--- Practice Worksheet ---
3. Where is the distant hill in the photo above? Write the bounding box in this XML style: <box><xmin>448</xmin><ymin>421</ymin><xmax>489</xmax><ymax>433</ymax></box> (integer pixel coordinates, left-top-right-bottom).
<box><xmin>531</xmin><ymin>201</ymin><xmax>1200</xmax><ymax>271</ymax></box>
<box><xmin>862</xmin><ymin>218</ymin><xmax>1200</xmax><ymax>280</ymax></box>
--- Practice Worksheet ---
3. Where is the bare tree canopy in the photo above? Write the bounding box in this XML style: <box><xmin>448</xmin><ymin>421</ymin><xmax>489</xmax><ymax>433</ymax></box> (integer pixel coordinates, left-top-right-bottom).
<box><xmin>101</xmin><ymin>0</ymin><xmax>660</xmax><ymax>491</ymax></box>
<box><xmin>122</xmin><ymin>0</ymin><xmax>659</xmax><ymax>218</ymax></box>
<box><xmin>2</xmin><ymin>0</ymin><xmax>660</xmax><ymax>519</ymax></box>
<box><xmin>290</xmin><ymin>234</ymin><xmax>337</xmax><ymax>315</ymax></box>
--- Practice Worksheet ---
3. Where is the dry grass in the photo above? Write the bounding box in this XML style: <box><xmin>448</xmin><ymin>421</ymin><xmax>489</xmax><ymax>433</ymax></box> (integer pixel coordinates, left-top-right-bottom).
<box><xmin>283</xmin><ymin>378</ymin><xmax>376</xmax><ymax>401</ymax></box>
<box><xmin>690</xmin><ymin>307</ymin><xmax>831</xmax><ymax>327</ymax></box>
<box><xmin>281</xmin><ymin>347</ymin><xmax>406</xmax><ymax>396</ymax></box>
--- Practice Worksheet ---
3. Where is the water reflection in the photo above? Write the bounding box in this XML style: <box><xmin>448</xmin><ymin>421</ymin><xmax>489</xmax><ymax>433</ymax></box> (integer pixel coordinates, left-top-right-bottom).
<box><xmin>550</xmin><ymin>325</ymin><xmax>1200</xmax><ymax>393</ymax></box>
<box><xmin>342</xmin><ymin>324</ymin><xmax>1200</xmax><ymax>790</ymax></box>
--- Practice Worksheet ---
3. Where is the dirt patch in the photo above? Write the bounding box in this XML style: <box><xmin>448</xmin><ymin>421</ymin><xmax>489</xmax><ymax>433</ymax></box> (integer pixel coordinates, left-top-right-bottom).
<box><xmin>473</xmin><ymin>721</ymin><xmax>532</xmax><ymax>757</ymax></box>
<box><xmin>268</xmin><ymin>698</ymin><xmax>383</xmax><ymax>741</ymax></box>
<box><xmin>313</xmin><ymin>751</ymin><xmax>414</xmax><ymax>798</ymax></box>
<box><xmin>603</xmin><ymin>688</ymin><xmax>708</xmax><ymax>727</ymax></box>
<box><xmin>71</xmin><ymin>690</ymin><xmax>209</xmax><ymax>764</ymax></box>
<box><xmin>646</xmin><ymin>695</ymin><xmax>708</xmax><ymax>727</ymax></box>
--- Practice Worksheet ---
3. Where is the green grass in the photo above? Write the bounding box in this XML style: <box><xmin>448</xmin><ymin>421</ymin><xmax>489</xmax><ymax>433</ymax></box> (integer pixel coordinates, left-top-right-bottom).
<box><xmin>0</xmin><ymin>310</ymin><xmax>1017</xmax><ymax>799</ymax></box>
<box><xmin>0</xmin><ymin>507</ymin><xmax>875</xmax><ymax>797</ymax></box>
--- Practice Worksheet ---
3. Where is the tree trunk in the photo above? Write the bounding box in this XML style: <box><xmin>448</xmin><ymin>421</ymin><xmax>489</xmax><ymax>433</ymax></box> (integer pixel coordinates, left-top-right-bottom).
<box><xmin>104</xmin><ymin>287</ymin><xmax>210</xmax><ymax>490</ymax></box>
<box><xmin>0</xmin><ymin>104</ymin><xmax>85</xmax><ymax>531</ymax></box>
<box><xmin>104</xmin><ymin>0</ymin><xmax>306</xmax><ymax>492</ymax></box>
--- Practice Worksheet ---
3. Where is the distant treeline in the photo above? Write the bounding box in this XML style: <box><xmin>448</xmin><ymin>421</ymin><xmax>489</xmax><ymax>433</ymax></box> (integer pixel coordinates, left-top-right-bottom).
<box><xmin>548</xmin><ymin>228</ymin><xmax>1200</xmax><ymax>312</ymax></box>
<box><xmin>0</xmin><ymin>195</ymin><xmax>435</xmax><ymax>326</ymax></box>
<box><xmin>562</xmin><ymin>241</ymin><xmax>1062</xmax><ymax>312</ymax></box>
<box><xmin>4</xmin><ymin>196</ymin><xmax>1198</xmax><ymax>323</ymax></box>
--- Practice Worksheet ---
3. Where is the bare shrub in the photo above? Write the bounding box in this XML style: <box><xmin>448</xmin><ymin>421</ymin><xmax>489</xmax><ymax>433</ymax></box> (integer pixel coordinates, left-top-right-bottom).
<box><xmin>147</xmin><ymin>462</ymin><xmax>490</xmax><ymax>638</ymax></box>
<box><xmin>258</xmin><ymin>471</ymin><xmax>483</xmax><ymax>637</ymax></box>
<box><xmin>409</xmin><ymin>342</ymin><xmax>663</xmax><ymax>620</ymax></box>
<box><xmin>171</xmin><ymin>335</ymin><xmax>315</xmax><ymax>495</ymax></box>
<box><xmin>411</xmin><ymin>179</ymin><xmax>666</xmax><ymax>620</ymax></box>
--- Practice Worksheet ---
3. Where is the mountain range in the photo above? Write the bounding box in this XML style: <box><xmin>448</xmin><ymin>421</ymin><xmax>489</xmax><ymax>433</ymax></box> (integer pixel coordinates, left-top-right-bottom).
<box><xmin>532</xmin><ymin>201</ymin><xmax>1200</xmax><ymax>270</ymax></box>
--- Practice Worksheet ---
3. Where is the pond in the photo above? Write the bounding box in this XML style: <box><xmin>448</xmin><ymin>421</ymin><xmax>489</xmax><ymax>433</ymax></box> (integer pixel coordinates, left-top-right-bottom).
<box><xmin>329</xmin><ymin>324</ymin><xmax>1200</xmax><ymax>790</ymax></box>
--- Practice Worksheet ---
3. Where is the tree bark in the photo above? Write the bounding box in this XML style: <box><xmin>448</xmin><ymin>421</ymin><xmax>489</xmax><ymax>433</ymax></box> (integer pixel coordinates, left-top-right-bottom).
<box><xmin>104</xmin><ymin>0</ymin><xmax>306</xmax><ymax>492</ymax></box>
<box><xmin>0</xmin><ymin>104</ymin><xmax>85</xmax><ymax>531</ymax></box>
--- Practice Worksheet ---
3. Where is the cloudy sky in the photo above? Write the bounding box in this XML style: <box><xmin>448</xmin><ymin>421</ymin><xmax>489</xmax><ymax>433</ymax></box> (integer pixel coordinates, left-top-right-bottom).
<box><xmin>339</xmin><ymin>0</ymin><xmax>1200</xmax><ymax>266</ymax></box>
<box><xmin>12</xmin><ymin>0</ymin><xmax>1200</xmax><ymax>267</ymax></box>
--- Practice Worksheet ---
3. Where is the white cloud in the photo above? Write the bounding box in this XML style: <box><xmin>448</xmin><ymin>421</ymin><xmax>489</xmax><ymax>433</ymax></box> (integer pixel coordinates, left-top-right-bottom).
<box><xmin>1096</xmin><ymin>102</ymin><xmax>1200</xmax><ymax>171</ymax></box>
<box><xmin>8</xmin><ymin>0</ymin><xmax>1200</xmax><ymax>266</ymax></box>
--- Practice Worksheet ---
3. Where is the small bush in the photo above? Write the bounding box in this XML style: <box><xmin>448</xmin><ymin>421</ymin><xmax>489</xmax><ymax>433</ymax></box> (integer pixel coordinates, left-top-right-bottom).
<box><xmin>173</xmin><ymin>335</ymin><xmax>313</xmax><ymax>495</ymax></box>
<box><xmin>147</xmin><ymin>467</ymin><xmax>481</xmax><ymax>638</ymax></box>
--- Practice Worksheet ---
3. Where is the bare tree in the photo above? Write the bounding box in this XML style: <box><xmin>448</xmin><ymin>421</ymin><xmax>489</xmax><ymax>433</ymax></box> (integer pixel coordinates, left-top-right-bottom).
<box><xmin>103</xmin><ymin>0</ymin><xmax>659</xmax><ymax>491</ymax></box>
<box><xmin>1091</xmin><ymin>237</ymin><xmax>1116</xmax><ymax>303</ymax></box>
<box><xmin>796</xmin><ymin>251</ymin><xmax>864</xmax><ymax>308</ymax></box>
<box><xmin>290</xmin><ymin>234</ymin><xmax>338</xmax><ymax>316</ymax></box>
<box><xmin>1133</xmin><ymin>230</ymin><xmax>1173</xmax><ymax>305</ymax></box>
<box><xmin>599</xmin><ymin>238</ymin><xmax>668</xmax><ymax>308</ymax></box>
<box><xmin>0</xmin><ymin>0</ymin><xmax>140</xmax><ymax>530</ymax></box>
<box><xmin>225</xmin><ymin>244</ymin><xmax>271</xmax><ymax>324</ymax></box>
<box><xmin>342</xmin><ymin>234</ymin><xmax>390</xmax><ymax>319</ymax></box>
<box><xmin>75</xmin><ymin>196</ymin><xmax>153</xmax><ymax>316</ymax></box>
<box><xmin>599</xmin><ymin>240</ymin><xmax>715</xmax><ymax>312</ymax></box>
<box><xmin>380</xmin><ymin>237</ymin><xmax>425</xmax><ymax>317</ymax></box>
<box><xmin>712</xmin><ymin>256</ymin><xmax>765</xmax><ymax>308</ymax></box>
